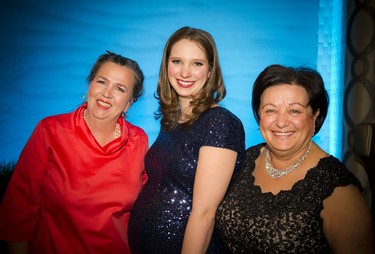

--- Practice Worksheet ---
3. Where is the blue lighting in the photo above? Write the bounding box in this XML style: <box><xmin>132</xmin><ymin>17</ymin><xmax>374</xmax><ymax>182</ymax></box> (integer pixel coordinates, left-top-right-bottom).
<box><xmin>316</xmin><ymin>0</ymin><xmax>345</xmax><ymax>159</ymax></box>
<box><xmin>0</xmin><ymin>0</ymin><xmax>343</xmax><ymax>162</ymax></box>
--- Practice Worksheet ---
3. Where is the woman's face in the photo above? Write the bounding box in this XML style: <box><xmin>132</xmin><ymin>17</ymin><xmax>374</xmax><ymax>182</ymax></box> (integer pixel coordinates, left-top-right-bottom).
<box><xmin>167</xmin><ymin>39</ymin><xmax>210</xmax><ymax>104</ymax></box>
<box><xmin>259</xmin><ymin>84</ymin><xmax>319</xmax><ymax>156</ymax></box>
<box><xmin>87</xmin><ymin>61</ymin><xmax>134</xmax><ymax>122</ymax></box>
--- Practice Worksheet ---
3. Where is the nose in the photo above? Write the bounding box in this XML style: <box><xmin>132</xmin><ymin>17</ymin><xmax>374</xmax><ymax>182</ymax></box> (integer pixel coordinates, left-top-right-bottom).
<box><xmin>180</xmin><ymin>64</ymin><xmax>191</xmax><ymax>78</ymax></box>
<box><xmin>275</xmin><ymin>111</ymin><xmax>289</xmax><ymax>128</ymax></box>
<box><xmin>103</xmin><ymin>85</ymin><xmax>113</xmax><ymax>98</ymax></box>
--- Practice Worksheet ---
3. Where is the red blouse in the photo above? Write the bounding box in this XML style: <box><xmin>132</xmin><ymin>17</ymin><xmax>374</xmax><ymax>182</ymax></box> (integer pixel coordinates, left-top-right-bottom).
<box><xmin>0</xmin><ymin>104</ymin><xmax>148</xmax><ymax>254</ymax></box>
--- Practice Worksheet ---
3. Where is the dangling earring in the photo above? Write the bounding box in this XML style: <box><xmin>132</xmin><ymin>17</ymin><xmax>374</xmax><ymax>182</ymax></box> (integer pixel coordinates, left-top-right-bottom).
<box><xmin>123</xmin><ymin>111</ymin><xmax>128</xmax><ymax>118</ymax></box>
<box><xmin>82</xmin><ymin>94</ymin><xmax>87</xmax><ymax>102</ymax></box>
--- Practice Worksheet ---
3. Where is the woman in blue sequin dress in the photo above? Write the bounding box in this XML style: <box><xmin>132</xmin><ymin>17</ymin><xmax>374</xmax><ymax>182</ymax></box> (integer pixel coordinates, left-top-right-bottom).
<box><xmin>128</xmin><ymin>27</ymin><xmax>245</xmax><ymax>253</ymax></box>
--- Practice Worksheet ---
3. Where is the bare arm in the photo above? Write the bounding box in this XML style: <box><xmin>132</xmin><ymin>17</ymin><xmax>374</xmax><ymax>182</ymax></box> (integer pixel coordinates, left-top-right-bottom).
<box><xmin>322</xmin><ymin>185</ymin><xmax>375</xmax><ymax>254</ymax></box>
<box><xmin>8</xmin><ymin>242</ymin><xmax>29</xmax><ymax>254</ymax></box>
<box><xmin>181</xmin><ymin>146</ymin><xmax>237</xmax><ymax>254</ymax></box>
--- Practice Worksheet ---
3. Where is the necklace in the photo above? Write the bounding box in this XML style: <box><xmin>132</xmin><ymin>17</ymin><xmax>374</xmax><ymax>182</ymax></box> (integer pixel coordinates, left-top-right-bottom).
<box><xmin>83</xmin><ymin>109</ymin><xmax>121</xmax><ymax>139</ymax></box>
<box><xmin>265</xmin><ymin>140</ymin><xmax>312</xmax><ymax>179</ymax></box>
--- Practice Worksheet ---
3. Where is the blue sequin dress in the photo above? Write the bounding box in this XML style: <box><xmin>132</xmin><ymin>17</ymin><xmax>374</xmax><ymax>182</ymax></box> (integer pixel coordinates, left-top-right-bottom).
<box><xmin>128</xmin><ymin>107</ymin><xmax>245</xmax><ymax>254</ymax></box>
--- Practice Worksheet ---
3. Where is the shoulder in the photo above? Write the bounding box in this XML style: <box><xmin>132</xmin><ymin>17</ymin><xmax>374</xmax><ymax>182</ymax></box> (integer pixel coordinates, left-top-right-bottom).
<box><xmin>201</xmin><ymin>107</ymin><xmax>244</xmax><ymax>135</ymax></box>
<box><xmin>203</xmin><ymin>107</ymin><xmax>242</xmax><ymax>122</ymax></box>
<box><xmin>304</xmin><ymin>155</ymin><xmax>364</xmax><ymax>204</ymax></box>
<box><xmin>318</xmin><ymin>156</ymin><xmax>362</xmax><ymax>190</ymax></box>
<box><xmin>125</xmin><ymin>121</ymin><xmax>148</xmax><ymax>142</ymax></box>
<box><xmin>38</xmin><ymin>111</ymin><xmax>73</xmax><ymax>129</ymax></box>
<box><xmin>245</xmin><ymin>143</ymin><xmax>265</xmax><ymax>157</ymax></box>
<box><xmin>240</xmin><ymin>143</ymin><xmax>264</xmax><ymax>168</ymax></box>
<box><xmin>196</xmin><ymin>107</ymin><xmax>245</xmax><ymax>151</ymax></box>
<box><xmin>199</xmin><ymin>107</ymin><xmax>244</xmax><ymax>131</ymax></box>
<box><xmin>24</xmin><ymin>111</ymin><xmax>74</xmax><ymax>145</ymax></box>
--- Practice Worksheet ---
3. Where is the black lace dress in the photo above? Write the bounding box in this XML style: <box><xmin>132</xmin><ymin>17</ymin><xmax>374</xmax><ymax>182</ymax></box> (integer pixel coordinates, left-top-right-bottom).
<box><xmin>128</xmin><ymin>107</ymin><xmax>245</xmax><ymax>254</ymax></box>
<box><xmin>215</xmin><ymin>143</ymin><xmax>362</xmax><ymax>254</ymax></box>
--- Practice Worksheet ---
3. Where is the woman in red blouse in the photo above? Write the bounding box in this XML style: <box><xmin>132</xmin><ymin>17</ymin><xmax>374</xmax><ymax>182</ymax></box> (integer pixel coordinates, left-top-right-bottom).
<box><xmin>0</xmin><ymin>51</ymin><xmax>148</xmax><ymax>254</ymax></box>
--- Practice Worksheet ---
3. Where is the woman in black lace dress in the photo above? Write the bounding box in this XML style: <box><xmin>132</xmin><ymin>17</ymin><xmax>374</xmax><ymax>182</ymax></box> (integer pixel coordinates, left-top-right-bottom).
<box><xmin>216</xmin><ymin>64</ymin><xmax>374</xmax><ymax>253</ymax></box>
<box><xmin>128</xmin><ymin>27</ymin><xmax>245</xmax><ymax>253</ymax></box>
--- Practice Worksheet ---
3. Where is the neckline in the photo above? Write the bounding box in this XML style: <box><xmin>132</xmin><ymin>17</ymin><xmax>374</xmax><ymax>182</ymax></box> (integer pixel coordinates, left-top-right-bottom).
<box><xmin>250</xmin><ymin>145</ymin><xmax>331</xmax><ymax>196</ymax></box>
<box><xmin>176</xmin><ymin>106</ymin><xmax>224</xmax><ymax>126</ymax></box>
<box><xmin>75</xmin><ymin>104</ymin><xmax>129</xmax><ymax>153</ymax></box>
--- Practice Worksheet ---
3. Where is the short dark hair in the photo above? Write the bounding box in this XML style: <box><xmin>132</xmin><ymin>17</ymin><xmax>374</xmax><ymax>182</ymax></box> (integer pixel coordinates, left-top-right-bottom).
<box><xmin>87</xmin><ymin>51</ymin><xmax>144</xmax><ymax>102</ymax></box>
<box><xmin>252</xmin><ymin>64</ymin><xmax>329</xmax><ymax>135</ymax></box>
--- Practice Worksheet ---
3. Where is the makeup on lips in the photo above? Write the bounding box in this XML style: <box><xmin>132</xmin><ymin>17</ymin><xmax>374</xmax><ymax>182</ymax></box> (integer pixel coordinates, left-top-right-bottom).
<box><xmin>177</xmin><ymin>79</ymin><xmax>194</xmax><ymax>88</ymax></box>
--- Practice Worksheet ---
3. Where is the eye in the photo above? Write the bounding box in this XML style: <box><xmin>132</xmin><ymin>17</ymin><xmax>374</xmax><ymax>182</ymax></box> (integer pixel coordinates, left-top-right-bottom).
<box><xmin>261</xmin><ymin>108</ymin><xmax>276</xmax><ymax>116</ymax></box>
<box><xmin>171</xmin><ymin>59</ymin><xmax>181</xmax><ymax>64</ymax></box>
<box><xmin>116</xmin><ymin>86</ymin><xmax>126</xmax><ymax>93</ymax></box>
<box><xmin>289</xmin><ymin>108</ymin><xmax>303</xmax><ymax>116</ymax></box>
<box><xmin>96</xmin><ymin>79</ymin><xmax>106</xmax><ymax>85</ymax></box>
<box><xmin>194</xmin><ymin>61</ymin><xmax>204</xmax><ymax>66</ymax></box>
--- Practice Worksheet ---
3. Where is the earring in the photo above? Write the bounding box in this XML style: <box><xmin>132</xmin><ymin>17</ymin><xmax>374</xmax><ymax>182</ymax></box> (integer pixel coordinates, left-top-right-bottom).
<box><xmin>82</xmin><ymin>94</ymin><xmax>87</xmax><ymax>102</ymax></box>
<box><xmin>123</xmin><ymin>111</ymin><xmax>128</xmax><ymax>118</ymax></box>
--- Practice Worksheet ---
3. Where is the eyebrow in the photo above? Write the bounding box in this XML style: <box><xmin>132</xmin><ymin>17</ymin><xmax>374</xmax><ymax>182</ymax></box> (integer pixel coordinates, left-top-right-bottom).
<box><xmin>169</xmin><ymin>56</ymin><xmax>206</xmax><ymax>62</ymax></box>
<box><xmin>96</xmin><ymin>75</ymin><xmax>108</xmax><ymax>81</ymax></box>
<box><xmin>261</xmin><ymin>102</ymin><xmax>307</xmax><ymax>109</ymax></box>
<box><xmin>97</xmin><ymin>76</ymin><xmax>128</xmax><ymax>90</ymax></box>
<box><xmin>290</xmin><ymin>102</ymin><xmax>308</xmax><ymax>107</ymax></box>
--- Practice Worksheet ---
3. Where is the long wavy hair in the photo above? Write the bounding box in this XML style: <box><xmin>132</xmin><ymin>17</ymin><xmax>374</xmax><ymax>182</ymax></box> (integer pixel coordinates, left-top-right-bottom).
<box><xmin>155</xmin><ymin>27</ymin><xmax>226</xmax><ymax>130</ymax></box>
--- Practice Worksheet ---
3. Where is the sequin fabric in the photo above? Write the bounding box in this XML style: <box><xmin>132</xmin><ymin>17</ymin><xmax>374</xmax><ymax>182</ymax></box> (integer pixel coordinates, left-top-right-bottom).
<box><xmin>128</xmin><ymin>107</ymin><xmax>245</xmax><ymax>254</ymax></box>
<box><xmin>215</xmin><ymin>143</ymin><xmax>363</xmax><ymax>254</ymax></box>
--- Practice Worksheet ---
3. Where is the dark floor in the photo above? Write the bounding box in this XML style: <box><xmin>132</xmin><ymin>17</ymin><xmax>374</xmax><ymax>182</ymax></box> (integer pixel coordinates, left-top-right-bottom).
<box><xmin>0</xmin><ymin>162</ymin><xmax>15</xmax><ymax>254</ymax></box>
<box><xmin>0</xmin><ymin>241</ymin><xmax>7</xmax><ymax>253</ymax></box>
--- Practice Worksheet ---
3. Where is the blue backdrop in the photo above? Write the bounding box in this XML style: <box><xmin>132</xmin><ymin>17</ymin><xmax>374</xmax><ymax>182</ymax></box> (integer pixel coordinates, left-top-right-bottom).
<box><xmin>0</xmin><ymin>0</ymin><xmax>344</xmax><ymax>162</ymax></box>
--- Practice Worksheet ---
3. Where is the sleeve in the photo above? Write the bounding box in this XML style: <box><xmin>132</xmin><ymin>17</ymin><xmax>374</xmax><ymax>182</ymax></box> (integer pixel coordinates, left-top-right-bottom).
<box><xmin>201</xmin><ymin>109</ymin><xmax>245</xmax><ymax>154</ymax></box>
<box><xmin>310</xmin><ymin>156</ymin><xmax>364</xmax><ymax>206</ymax></box>
<box><xmin>326</xmin><ymin>157</ymin><xmax>364</xmax><ymax>193</ymax></box>
<box><xmin>0</xmin><ymin>120</ymin><xmax>49</xmax><ymax>241</ymax></box>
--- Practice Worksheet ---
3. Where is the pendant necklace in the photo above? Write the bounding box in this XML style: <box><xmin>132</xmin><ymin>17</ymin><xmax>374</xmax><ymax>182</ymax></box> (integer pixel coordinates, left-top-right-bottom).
<box><xmin>265</xmin><ymin>140</ymin><xmax>312</xmax><ymax>179</ymax></box>
<box><xmin>83</xmin><ymin>109</ymin><xmax>121</xmax><ymax>139</ymax></box>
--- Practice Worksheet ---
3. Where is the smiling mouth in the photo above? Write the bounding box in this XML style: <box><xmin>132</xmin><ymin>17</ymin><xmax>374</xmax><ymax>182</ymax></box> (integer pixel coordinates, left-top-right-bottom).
<box><xmin>97</xmin><ymin>100</ymin><xmax>111</xmax><ymax>109</ymax></box>
<box><xmin>177</xmin><ymin>80</ymin><xmax>194</xmax><ymax>88</ymax></box>
<box><xmin>273</xmin><ymin>131</ymin><xmax>294</xmax><ymax>137</ymax></box>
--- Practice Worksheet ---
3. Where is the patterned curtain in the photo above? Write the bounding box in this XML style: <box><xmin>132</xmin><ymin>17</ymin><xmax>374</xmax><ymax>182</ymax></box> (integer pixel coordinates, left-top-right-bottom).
<box><xmin>343</xmin><ymin>0</ymin><xmax>375</xmax><ymax>209</ymax></box>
